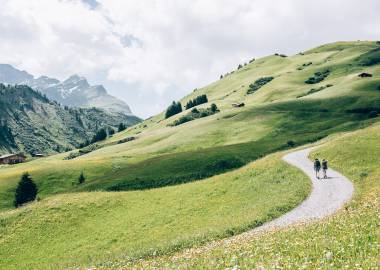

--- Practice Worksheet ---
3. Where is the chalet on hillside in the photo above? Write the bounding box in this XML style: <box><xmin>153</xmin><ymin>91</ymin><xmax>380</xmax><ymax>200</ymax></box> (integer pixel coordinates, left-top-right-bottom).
<box><xmin>0</xmin><ymin>153</ymin><xmax>26</xmax><ymax>165</ymax></box>
<box><xmin>358</xmin><ymin>72</ymin><xmax>372</xmax><ymax>78</ymax></box>
<box><xmin>232</xmin><ymin>102</ymin><xmax>245</xmax><ymax>108</ymax></box>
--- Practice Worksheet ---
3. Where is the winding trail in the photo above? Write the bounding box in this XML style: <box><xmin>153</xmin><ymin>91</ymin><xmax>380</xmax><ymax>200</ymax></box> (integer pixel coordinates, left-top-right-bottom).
<box><xmin>170</xmin><ymin>146</ymin><xmax>354</xmax><ymax>260</ymax></box>
<box><xmin>256</xmin><ymin>146</ymin><xmax>354</xmax><ymax>231</ymax></box>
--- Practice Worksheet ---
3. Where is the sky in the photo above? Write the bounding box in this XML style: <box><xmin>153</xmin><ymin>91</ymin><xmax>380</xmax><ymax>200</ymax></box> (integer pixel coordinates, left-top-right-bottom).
<box><xmin>0</xmin><ymin>0</ymin><xmax>379</xmax><ymax>118</ymax></box>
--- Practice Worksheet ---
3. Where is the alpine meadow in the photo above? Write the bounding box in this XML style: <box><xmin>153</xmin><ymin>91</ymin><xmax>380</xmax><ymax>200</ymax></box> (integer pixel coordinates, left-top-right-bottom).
<box><xmin>0</xmin><ymin>39</ymin><xmax>379</xmax><ymax>269</ymax></box>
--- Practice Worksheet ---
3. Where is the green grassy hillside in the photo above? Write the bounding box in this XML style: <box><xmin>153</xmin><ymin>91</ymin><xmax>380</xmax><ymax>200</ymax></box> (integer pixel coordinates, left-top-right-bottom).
<box><xmin>0</xmin><ymin>153</ymin><xmax>309</xmax><ymax>270</ymax></box>
<box><xmin>0</xmin><ymin>41</ymin><xmax>379</xmax><ymax>210</ymax></box>
<box><xmin>145</xmin><ymin>122</ymin><xmax>380</xmax><ymax>270</ymax></box>
<box><xmin>0</xmin><ymin>41</ymin><xmax>379</xmax><ymax>269</ymax></box>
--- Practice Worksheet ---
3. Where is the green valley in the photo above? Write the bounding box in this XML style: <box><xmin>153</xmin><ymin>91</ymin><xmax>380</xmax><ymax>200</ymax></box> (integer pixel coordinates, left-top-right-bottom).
<box><xmin>0</xmin><ymin>41</ymin><xmax>379</xmax><ymax>269</ymax></box>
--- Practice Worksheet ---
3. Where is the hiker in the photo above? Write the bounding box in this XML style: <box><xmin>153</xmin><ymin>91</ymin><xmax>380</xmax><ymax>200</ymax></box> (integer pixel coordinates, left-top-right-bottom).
<box><xmin>314</xmin><ymin>158</ymin><xmax>321</xmax><ymax>179</ymax></box>
<box><xmin>322</xmin><ymin>159</ymin><xmax>328</xmax><ymax>179</ymax></box>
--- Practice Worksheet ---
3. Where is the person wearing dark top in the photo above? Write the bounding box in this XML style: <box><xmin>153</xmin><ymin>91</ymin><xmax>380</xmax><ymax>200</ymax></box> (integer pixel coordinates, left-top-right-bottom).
<box><xmin>314</xmin><ymin>158</ymin><xmax>321</xmax><ymax>179</ymax></box>
<box><xmin>322</xmin><ymin>159</ymin><xmax>328</xmax><ymax>179</ymax></box>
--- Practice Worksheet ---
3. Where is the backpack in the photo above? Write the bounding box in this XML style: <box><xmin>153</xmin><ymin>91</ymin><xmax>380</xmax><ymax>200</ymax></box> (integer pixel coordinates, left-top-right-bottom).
<box><xmin>322</xmin><ymin>161</ymin><xmax>328</xmax><ymax>169</ymax></box>
<box><xmin>314</xmin><ymin>160</ymin><xmax>321</xmax><ymax>169</ymax></box>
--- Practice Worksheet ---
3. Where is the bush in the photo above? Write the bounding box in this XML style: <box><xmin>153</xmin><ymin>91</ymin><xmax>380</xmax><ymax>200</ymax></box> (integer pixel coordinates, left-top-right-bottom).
<box><xmin>247</xmin><ymin>77</ymin><xmax>274</xmax><ymax>94</ymax></box>
<box><xmin>191</xmin><ymin>108</ymin><xmax>199</xmax><ymax>114</ymax></box>
<box><xmin>170</xmin><ymin>104</ymin><xmax>219</xmax><ymax>126</ymax></box>
<box><xmin>206</xmin><ymin>157</ymin><xmax>244</xmax><ymax>171</ymax></box>
<box><xmin>14</xmin><ymin>173</ymin><xmax>38</xmax><ymax>207</ymax></box>
<box><xmin>65</xmin><ymin>144</ymin><xmax>100</xmax><ymax>160</ymax></box>
<box><xmin>287</xmin><ymin>140</ymin><xmax>296</xmax><ymax>147</ymax></box>
<box><xmin>297</xmin><ymin>84</ymin><xmax>333</xmax><ymax>98</ymax></box>
<box><xmin>305</xmin><ymin>69</ymin><xmax>330</xmax><ymax>84</ymax></box>
<box><xmin>117</xmin><ymin>137</ymin><xmax>136</xmax><ymax>144</ymax></box>
<box><xmin>356</xmin><ymin>48</ymin><xmax>380</xmax><ymax>66</ymax></box>
<box><xmin>78</xmin><ymin>171</ymin><xmax>85</xmax><ymax>184</ymax></box>
<box><xmin>165</xmin><ymin>101</ymin><xmax>182</xmax><ymax>119</ymax></box>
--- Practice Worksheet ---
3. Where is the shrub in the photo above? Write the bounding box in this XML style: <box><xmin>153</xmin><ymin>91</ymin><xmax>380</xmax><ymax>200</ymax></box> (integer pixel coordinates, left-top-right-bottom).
<box><xmin>305</xmin><ymin>69</ymin><xmax>330</xmax><ymax>84</ymax></box>
<box><xmin>78</xmin><ymin>171</ymin><xmax>85</xmax><ymax>184</ymax></box>
<box><xmin>356</xmin><ymin>47</ymin><xmax>380</xmax><ymax>66</ymax></box>
<box><xmin>287</xmin><ymin>140</ymin><xmax>296</xmax><ymax>147</ymax></box>
<box><xmin>247</xmin><ymin>77</ymin><xmax>274</xmax><ymax>94</ymax></box>
<box><xmin>14</xmin><ymin>173</ymin><xmax>38</xmax><ymax>207</ymax></box>
<box><xmin>297</xmin><ymin>84</ymin><xmax>333</xmax><ymax>98</ymax></box>
<box><xmin>206</xmin><ymin>157</ymin><xmax>244</xmax><ymax>171</ymax></box>
<box><xmin>117</xmin><ymin>137</ymin><xmax>136</xmax><ymax>144</ymax></box>
<box><xmin>165</xmin><ymin>101</ymin><xmax>182</xmax><ymax>119</ymax></box>
<box><xmin>66</xmin><ymin>152</ymin><xmax>80</xmax><ymax>160</ymax></box>
<box><xmin>79</xmin><ymin>139</ymin><xmax>90</xmax><ymax>148</ymax></box>
<box><xmin>238</xmin><ymin>64</ymin><xmax>243</xmax><ymax>70</ymax></box>
<box><xmin>170</xmin><ymin>104</ymin><xmax>219</xmax><ymax>126</ymax></box>
<box><xmin>65</xmin><ymin>144</ymin><xmax>100</xmax><ymax>160</ymax></box>
<box><xmin>191</xmin><ymin>108</ymin><xmax>199</xmax><ymax>114</ymax></box>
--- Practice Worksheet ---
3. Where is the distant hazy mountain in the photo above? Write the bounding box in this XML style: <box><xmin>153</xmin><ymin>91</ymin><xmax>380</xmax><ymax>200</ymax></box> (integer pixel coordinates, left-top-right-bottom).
<box><xmin>0</xmin><ymin>64</ymin><xmax>134</xmax><ymax>115</ymax></box>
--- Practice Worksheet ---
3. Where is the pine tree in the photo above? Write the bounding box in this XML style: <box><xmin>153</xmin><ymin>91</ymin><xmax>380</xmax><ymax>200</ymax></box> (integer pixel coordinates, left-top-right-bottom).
<box><xmin>91</xmin><ymin>128</ymin><xmax>107</xmax><ymax>143</ymax></box>
<box><xmin>14</xmin><ymin>173</ymin><xmax>38</xmax><ymax>207</ymax></box>
<box><xmin>108</xmin><ymin>127</ymin><xmax>115</xmax><ymax>136</ymax></box>
<box><xmin>210</xmin><ymin>103</ymin><xmax>218</xmax><ymax>113</ymax></box>
<box><xmin>78</xmin><ymin>171</ymin><xmax>85</xmax><ymax>184</ymax></box>
<box><xmin>118</xmin><ymin>123</ymin><xmax>127</xmax><ymax>132</ymax></box>
<box><xmin>165</xmin><ymin>101</ymin><xmax>182</xmax><ymax>118</ymax></box>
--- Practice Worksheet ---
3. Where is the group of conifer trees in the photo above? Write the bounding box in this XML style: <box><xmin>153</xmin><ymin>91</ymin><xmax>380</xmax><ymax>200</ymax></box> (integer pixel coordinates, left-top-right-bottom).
<box><xmin>185</xmin><ymin>94</ymin><xmax>208</xmax><ymax>110</ymax></box>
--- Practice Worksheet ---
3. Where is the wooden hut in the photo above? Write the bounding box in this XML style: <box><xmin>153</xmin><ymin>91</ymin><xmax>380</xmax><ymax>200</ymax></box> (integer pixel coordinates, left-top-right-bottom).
<box><xmin>0</xmin><ymin>153</ymin><xmax>26</xmax><ymax>165</ymax></box>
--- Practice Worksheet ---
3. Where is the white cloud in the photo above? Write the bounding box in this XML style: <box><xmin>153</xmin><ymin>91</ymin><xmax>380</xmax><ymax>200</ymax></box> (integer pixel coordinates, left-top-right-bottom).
<box><xmin>0</xmin><ymin>0</ymin><xmax>379</xmax><ymax>117</ymax></box>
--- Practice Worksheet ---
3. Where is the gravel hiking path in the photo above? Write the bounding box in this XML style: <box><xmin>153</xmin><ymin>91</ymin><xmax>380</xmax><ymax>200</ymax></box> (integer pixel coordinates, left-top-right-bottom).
<box><xmin>168</xmin><ymin>146</ymin><xmax>354</xmax><ymax>261</ymax></box>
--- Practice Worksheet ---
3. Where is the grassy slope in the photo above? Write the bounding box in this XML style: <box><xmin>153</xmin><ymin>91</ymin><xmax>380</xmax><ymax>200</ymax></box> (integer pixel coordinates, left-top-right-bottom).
<box><xmin>0</xmin><ymin>153</ymin><xmax>309</xmax><ymax>270</ymax></box>
<box><xmin>0</xmin><ymin>41</ymin><xmax>379</xmax><ymax>269</ymax></box>
<box><xmin>0</xmin><ymin>41</ymin><xmax>379</xmax><ymax>210</ymax></box>
<box><xmin>142</xmin><ymin>123</ymin><xmax>380</xmax><ymax>270</ymax></box>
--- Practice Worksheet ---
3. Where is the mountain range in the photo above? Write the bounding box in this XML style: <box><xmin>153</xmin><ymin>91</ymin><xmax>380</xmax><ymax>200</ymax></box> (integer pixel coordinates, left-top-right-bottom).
<box><xmin>0</xmin><ymin>64</ymin><xmax>133</xmax><ymax>115</ymax></box>
<box><xmin>0</xmin><ymin>83</ymin><xmax>140</xmax><ymax>155</ymax></box>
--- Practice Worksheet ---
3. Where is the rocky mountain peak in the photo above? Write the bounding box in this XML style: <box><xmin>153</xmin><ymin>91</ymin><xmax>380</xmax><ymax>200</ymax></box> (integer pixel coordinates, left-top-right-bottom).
<box><xmin>0</xmin><ymin>64</ymin><xmax>134</xmax><ymax>116</ymax></box>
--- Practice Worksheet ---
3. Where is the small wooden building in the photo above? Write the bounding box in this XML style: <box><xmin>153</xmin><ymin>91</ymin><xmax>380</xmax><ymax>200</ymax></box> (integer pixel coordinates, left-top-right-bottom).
<box><xmin>358</xmin><ymin>72</ymin><xmax>372</xmax><ymax>78</ymax></box>
<box><xmin>0</xmin><ymin>153</ymin><xmax>26</xmax><ymax>165</ymax></box>
<box><xmin>232</xmin><ymin>102</ymin><xmax>245</xmax><ymax>108</ymax></box>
